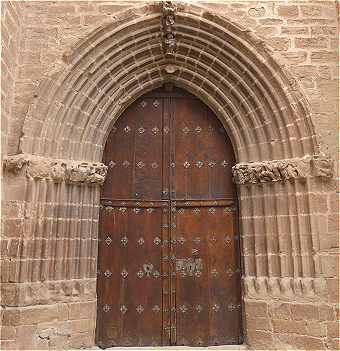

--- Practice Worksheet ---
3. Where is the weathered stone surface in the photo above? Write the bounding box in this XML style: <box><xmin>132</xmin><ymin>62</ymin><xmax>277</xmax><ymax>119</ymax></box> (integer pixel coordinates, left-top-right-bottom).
<box><xmin>232</xmin><ymin>154</ymin><xmax>333</xmax><ymax>185</ymax></box>
<box><xmin>243</xmin><ymin>276</ymin><xmax>327</xmax><ymax>299</ymax></box>
<box><xmin>3</xmin><ymin>154</ymin><xmax>107</xmax><ymax>185</ymax></box>
<box><xmin>277</xmin><ymin>5</ymin><xmax>299</xmax><ymax>17</ymax></box>
<box><xmin>291</xmin><ymin>304</ymin><xmax>319</xmax><ymax>321</ymax></box>
<box><xmin>0</xmin><ymin>280</ymin><xmax>97</xmax><ymax>307</ymax></box>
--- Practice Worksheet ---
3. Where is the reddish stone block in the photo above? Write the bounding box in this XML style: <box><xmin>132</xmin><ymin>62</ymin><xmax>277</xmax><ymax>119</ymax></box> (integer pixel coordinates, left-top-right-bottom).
<box><xmin>278</xmin><ymin>5</ymin><xmax>299</xmax><ymax>17</ymax></box>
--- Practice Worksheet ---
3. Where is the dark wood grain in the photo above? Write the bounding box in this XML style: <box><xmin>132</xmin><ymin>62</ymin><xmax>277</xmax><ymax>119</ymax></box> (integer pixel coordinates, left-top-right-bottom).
<box><xmin>96</xmin><ymin>86</ymin><xmax>242</xmax><ymax>348</ymax></box>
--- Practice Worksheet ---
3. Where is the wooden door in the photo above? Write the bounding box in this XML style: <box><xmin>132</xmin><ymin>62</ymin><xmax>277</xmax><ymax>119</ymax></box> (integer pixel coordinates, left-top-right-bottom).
<box><xmin>96</xmin><ymin>86</ymin><xmax>242</xmax><ymax>348</ymax></box>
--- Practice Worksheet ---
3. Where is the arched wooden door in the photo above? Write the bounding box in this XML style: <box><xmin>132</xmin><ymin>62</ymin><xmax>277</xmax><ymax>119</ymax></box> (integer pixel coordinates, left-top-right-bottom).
<box><xmin>96</xmin><ymin>86</ymin><xmax>242</xmax><ymax>348</ymax></box>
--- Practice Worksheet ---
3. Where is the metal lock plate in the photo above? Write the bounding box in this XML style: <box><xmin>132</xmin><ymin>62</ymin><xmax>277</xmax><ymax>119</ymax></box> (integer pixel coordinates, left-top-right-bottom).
<box><xmin>175</xmin><ymin>258</ymin><xmax>203</xmax><ymax>276</ymax></box>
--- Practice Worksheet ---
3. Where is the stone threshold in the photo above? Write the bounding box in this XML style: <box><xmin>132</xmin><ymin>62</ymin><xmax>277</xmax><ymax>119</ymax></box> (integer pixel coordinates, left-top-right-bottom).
<box><xmin>92</xmin><ymin>345</ymin><xmax>248</xmax><ymax>350</ymax></box>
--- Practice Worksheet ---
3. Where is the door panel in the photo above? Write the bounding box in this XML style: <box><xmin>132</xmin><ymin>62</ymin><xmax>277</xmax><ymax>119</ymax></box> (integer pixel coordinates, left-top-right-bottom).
<box><xmin>97</xmin><ymin>200</ymin><xmax>169</xmax><ymax>347</ymax></box>
<box><xmin>173</xmin><ymin>200</ymin><xmax>241</xmax><ymax>346</ymax></box>
<box><xmin>102</xmin><ymin>97</ymin><xmax>165</xmax><ymax>200</ymax></box>
<box><xmin>97</xmin><ymin>87</ymin><xmax>242</xmax><ymax>348</ymax></box>
<box><xmin>172</xmin><ymin>97</ymin><xmax>235</xmax><ymax>199</ymax></box>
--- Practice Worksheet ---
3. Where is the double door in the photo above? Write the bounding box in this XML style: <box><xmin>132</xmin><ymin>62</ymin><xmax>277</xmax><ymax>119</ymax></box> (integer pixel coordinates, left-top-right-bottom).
<box><xmin>97</xmin><ymin>87</ymin><xmax>242</xmax><ymax>347</ymax></box>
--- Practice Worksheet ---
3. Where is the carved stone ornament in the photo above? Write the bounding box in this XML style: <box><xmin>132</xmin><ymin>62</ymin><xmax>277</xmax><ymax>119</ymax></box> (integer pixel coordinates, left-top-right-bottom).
<box><xmin>161</xmin><ymin>1</ymin><xmax>177</xmax><ymax>57</ymax></box>
<box><xmin>3</xmin><ymin>153</ymin><xmax>107</xmax><ymax>185</ymax></box>
<box><xmin>232</xmin><ymin>154</ymin><xmax>333</xmax><ymax>185</ymax></box>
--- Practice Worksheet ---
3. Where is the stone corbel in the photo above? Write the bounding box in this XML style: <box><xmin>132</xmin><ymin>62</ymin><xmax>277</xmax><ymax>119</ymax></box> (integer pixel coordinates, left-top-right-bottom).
<box><xmin>232</xmin><ymin>154</ymin><xmax>333</xmax><ymax>185</ymax></box>
<box><xmin>3</xmin><ymin>153</ymin><xmax>107</xmax><ymax>185</ymax></box>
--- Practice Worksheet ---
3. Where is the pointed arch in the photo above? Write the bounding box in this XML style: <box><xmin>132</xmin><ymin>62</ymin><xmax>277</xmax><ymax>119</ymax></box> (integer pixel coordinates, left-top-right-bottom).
<box><xmin>21</xmin><ymin>2</ymin><xmax>318</xmax><ymax>164</ymax></box>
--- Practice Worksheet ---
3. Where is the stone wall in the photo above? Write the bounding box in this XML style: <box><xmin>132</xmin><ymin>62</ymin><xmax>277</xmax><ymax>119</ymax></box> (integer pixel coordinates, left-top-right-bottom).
<box><xmin>1</xmin><ymin>1</ymin><xmax>338</xmax><ymax>350</ymax></box>
<box><xmin>1</xmin><ymin>1</ymin><xmax>25</xmax><ymax>156</ymax></box>
<box><xmin>4</xmin><ymin>1</ymin><xmax>339</xmax><ymax>160</ymax></box>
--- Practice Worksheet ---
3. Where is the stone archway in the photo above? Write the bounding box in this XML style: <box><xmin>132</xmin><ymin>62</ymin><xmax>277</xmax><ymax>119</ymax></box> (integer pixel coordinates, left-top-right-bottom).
<box><xmin>2</xmin><ymin>2</ymin><xmax>333</xmax><ymax>349</ymax></box>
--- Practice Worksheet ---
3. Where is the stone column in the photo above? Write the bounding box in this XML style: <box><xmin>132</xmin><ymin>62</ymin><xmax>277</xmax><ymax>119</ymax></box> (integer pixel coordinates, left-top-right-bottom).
<box><xmin>232</xmin><ymin>154</ymin><xmax>337</xmax><ymax>349</ymax></box>
<box><xmin>1</xmin><ymin>154</ymin><xmax>107</xmax><ymax>349</ymax></box>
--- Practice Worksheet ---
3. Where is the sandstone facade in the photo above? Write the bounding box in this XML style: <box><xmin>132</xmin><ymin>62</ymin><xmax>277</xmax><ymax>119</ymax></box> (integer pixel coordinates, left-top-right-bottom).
<box><xmin>1</xmin><ymin>1</ymin><xmax>339</xmax><ymax>350</ymax></box>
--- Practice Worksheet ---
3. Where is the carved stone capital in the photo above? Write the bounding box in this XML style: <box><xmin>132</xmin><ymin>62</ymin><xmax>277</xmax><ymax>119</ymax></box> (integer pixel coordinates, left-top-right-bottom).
<box><xmin>3</xmin><ymin>154</ymin><xmax>108</xmax><ymax>185</ymax></box>
<box><xmin>232</xmin><ymin>154</ymin><xmax>333</xmax><ymax>185</ymax></box>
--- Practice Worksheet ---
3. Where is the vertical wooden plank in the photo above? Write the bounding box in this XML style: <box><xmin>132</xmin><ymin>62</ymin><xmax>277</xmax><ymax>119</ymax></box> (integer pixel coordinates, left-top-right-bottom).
<box><xmin>168</xmin><ymin>96</ymin><xmax>177</xmax><ymax>345</ymax></box>
<box><xmin>162</xmin><ymin>97</ymin><xmax>171</xmax><ymax>345</ymax></box>
<box><xmin>171</xmin><ymin>89</ymin><xmax>242</xmax><ymax>346</ymax></box>
<box><xmin>161</xmin><ymin>203</ymin><xmax>171</xmax><ymax>345</ymax></box>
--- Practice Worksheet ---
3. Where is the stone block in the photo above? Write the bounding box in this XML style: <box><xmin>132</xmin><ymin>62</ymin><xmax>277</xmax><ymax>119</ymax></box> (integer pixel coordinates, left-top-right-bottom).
<box><xmin>20</xmin><ymin>305</ymin><xmax>60</xmax><ymax>325</ymax></box>
<box><xmin>68</xmin><ymin>331</ymin><xmax>94</xmax><ymax>348</ymax></box>
<box><xmin>0</xmin><ymin>340</ymin><xmax>18</xmax><ymax>350</ymax></box>
<box><xmin>311</xmin><ymin>26</ymin><xmax>337</xmax><ymax>36</ymax></box>
<box><xmin>0</xmin><ymin>283</ymin><xmax>19</xmax><ymax>306</ymax></box>
<box><xmin>247</xmin><ymin>330</ymin><xmax>274</xmax><ymax>349</ymax></box>
<box><xmin>246</xmin><ymin>317</ymin><xmax>272</xmax><ymax>331</ymax></box>
<box><xmin>97</xmin><ymin>4</ymin><xmax>128</xmax><ymax>15</ymax></box>
<box><xmin>68</xmin><ymin>301</ymin><xmax>96</xmax><ymax>320</ymax></box>
<box><xmin>0</xmin><ymin>325</ymin><xmax>16</xmax><ymax>340</ymax></box>
<box><xmin>311</xmin><ymin>51</ymin><xmax>337</xmax><ymax>63</ymax></box>
<box><xmin>328</xmin><ymin>212</ymin><xmax>339</xmax><ymax>234</ymax></box>
<box><xmin>307</xmin><ymin>321</ymin><xmax>327</xmax><ymax>337</ymax></box>
<box><xmin>267</xmin><ymin>37</ymin><xmax>290</xmax><ymax>51</ymax></box>
<box><xmin>83</xmin><ymin>15</ymin><xmax>108</xmax><ymax>26</ymax></box>
<box><xmin>0</xmin><ymin>260</ymin><xmax>10</xmax><ymax>283</ymax></box>
<box><xmin>255</xmin><ymin>26</ymin><xmax>279</xmax><ymax>37</ymax></box>
<box><xmin>277</xmin><ymin>5</ymin><xmax>299</xmax><ymax>17</ymax></box>
<box><xmin>326</xmin><ymin>337</ymin><xmax>340</xmax><ymax>350</ymax></box>
<box><xmin>16</xmin><ymin>325</ymin><xmax>37</xmax><ymax>350</ymax></box>
<box><xmin>1</xmin><ymin>307</ymin><xmax>20</xmax><ymax>326</ymax></box>
<box><xmin>47</xmin><ymin>4</ymin><xmax>76</xmax><ymax>15</ymax></box>
<box><xmin>2</xmin><ymin>201</ymin><xmax>24</xmax><ymax>219</ymax></box>
<box><xmin>327</xmin><ymin>321</ymin><xmax>340</xmax><ymax>338</ymax></box>
<box><xmin>269</xmin><ymin>302</ymin><xmax>291</xmax><ymax>319</ymax></box>
<box><xmin>319</xmin><ymin>233</ymin><xmax>339</xmax><ymax>251</ymax></box>
<box><xmin>43</xmin><ymin>334</ymin><xmax>69</xmax><ymax>349</ymax></box>
<box><xmin>3</xmin><ymin>218</ymin><xmax>24</xmax><ymax>238</ymax></box>
<box><xmin>68</xmin><ymin>319</ymin><xmax>95</xmax><ymax>334</ymax></box>
<box><xmin>320</xmin><ymin>255</ymin><xmax>339</xmax><ymax>277</ymax></box>
<box><xmin>244</xmin><ymin>300</ymin><xmax>268</xmax><ymax>318</ymax></box>
<box><xmin>57</xmin><ymin>303</ymin><xmax>69</xmax><ymax>321</ymax></box>
<box><xmin>259</xmin><ymin>18</ymin><xmax>283</xmax><ymax>25</ymax></box>
<box><xmin>281</xmin><ymin>26</ymin><xmax>309</xmax><ymax>35</ymax></box>
<box><xmin>276</xmin><ymin>333</ymin><xmax>325</xmax><ymax>350</ymax></box>
<box><xmin>319</xmin><ymin>304</ymin><xmax>336</xmax><ymax>321</ymax></box>
<box><xmin>280</xmin><ymin>51</ymin><xmax>308</xmax><ymax>64</ymax></box>
<box><xmin>291</xmin><ymin>304</ymin><xmax>319</xmax><ymax>321</ymax></box>
<box><xmin>273</xmin><ymin>319</ymin><xmax>308</xmax><ymax>334</ymax></box>
<box><xmin>295</xmin><ymin>37</ymin><xmax>328</xmax><ymax>49</ymax></box>
<box><xmin>327</xmin><ymin>279</ymin><xmax>339</xmax><ymax>303</ymax></box>
<box><xmin>300</xmin><ymin>5</ymin><xmax>322</xmax><ymax>17</ymax></box>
